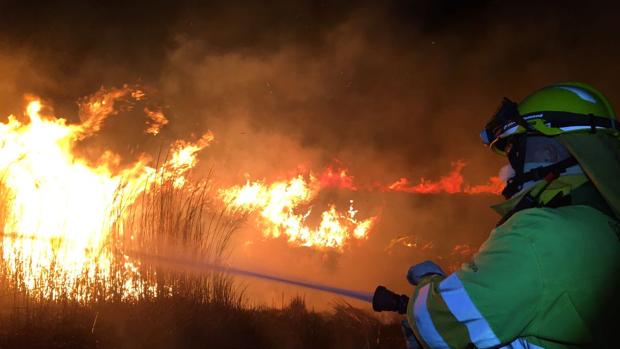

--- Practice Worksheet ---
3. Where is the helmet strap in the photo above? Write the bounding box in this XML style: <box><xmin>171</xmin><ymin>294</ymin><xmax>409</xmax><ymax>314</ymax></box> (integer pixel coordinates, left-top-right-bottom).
<box><xmin>502</xmin><ymin>156</ymin><xmax>579</xmax><ymax>199</ymax></box>
<box><xmin>504</xmin><ymin>135</ymin><xmax>528</xmax><ymax>195</ymax></box>
<box><xmin>496</xmin><ymin>169</ymin><xmax>567</xmax><ymax>226</ymax></box>
<box><xmin>589</xmin><ymin>113</ymin><xmax>597</xmax><ymax>133</ymax></box>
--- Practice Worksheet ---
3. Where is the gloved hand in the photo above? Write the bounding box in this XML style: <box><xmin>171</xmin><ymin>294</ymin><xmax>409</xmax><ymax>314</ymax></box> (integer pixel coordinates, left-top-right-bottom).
<box><xmin>401</xmin><ymin>319</ymin><xmax>422</xmax><ymax>349</ymax></box>
<box><xmin>407</xmin><ymin>260</ymin><xmax>445</xmax><ymax>285</ymax></box>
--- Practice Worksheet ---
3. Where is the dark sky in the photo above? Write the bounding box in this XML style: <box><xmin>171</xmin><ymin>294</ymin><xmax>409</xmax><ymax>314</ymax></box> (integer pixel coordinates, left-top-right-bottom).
<box><xmin>1</xmin><ymin>0</ymin><xmax>619</xmax><ymax>305</ymax></box>
<box><xmin>1</xmin><ymin>0</ymin><xmax>619</xmax><ymax>179</ymax></box>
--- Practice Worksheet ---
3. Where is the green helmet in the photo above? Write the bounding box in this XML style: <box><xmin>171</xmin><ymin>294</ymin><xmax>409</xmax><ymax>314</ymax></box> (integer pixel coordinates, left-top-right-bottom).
<box><xmin>481</xmin><ymin>82</ymin><xmax>620</xmax><ymax>220</ymax></box>
<box><xmin>481</xmin><ymin>82</ymin><xmax>618</xmax><ymax>155</ymax></box>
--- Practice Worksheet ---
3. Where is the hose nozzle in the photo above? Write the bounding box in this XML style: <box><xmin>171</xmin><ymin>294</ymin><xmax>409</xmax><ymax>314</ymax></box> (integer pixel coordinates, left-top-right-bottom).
<box><xmin>372</xmin><ymin>285</ymin><xmax>409</xmax><ymax>314</ymax></box>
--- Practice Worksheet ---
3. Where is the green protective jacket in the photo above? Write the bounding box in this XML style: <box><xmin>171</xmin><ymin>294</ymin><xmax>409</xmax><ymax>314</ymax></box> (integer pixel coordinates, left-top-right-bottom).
<box><xmin>407</xmin><ymin>202</ymin><xmax>620</xmax><ymax>348</ymax></box>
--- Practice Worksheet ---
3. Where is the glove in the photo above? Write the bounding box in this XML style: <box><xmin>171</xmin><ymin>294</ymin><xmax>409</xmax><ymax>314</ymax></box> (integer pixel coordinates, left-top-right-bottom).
<box><xmin>406</xmin><ymin>260</ymin><xmax>445</xmax><ymax>285</ymax></box>
<box><xmin>401</xmin><ymin>319</ymin><xmax>422</xmax><ymax>349</ymax></box>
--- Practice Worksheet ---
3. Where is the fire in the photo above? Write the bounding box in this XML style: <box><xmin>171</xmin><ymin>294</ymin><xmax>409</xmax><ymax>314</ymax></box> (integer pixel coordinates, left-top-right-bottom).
<box><xmin>463</xmin><ymin>176</ymin><xmax>504</xmax><ymax>195</ymax></box>
<box><xmin>220</xmin><ymin>160</ymin><xmax>502</xmax><ymax>250</ymax></box>
<box><xmin>220</xmin><ymin>175</ymin><xmax>376</xmax><ymax>250</ymax></box>
<box><xmin>0</xmin><ymin>87</ymin><xmax>212</xmax><ymax>299</ymax></box>
<box><xmin>144</xmin><ymin>107</ymin><xmax>169</xmax><ymax>135</ymax></box>
<box><xmin>0</xmin><ymin>85</ymin><xmax>504</xmax><ymax>300</ymax></box>
<box><xmin>318</xmin><ymin>166</ymin><xmax>357</xmax><ymax>191</ymax></box>
<box><xmin>387</xmin><ymin>160</ymin><xmax>504</xmax><ymax>195</ymax></box>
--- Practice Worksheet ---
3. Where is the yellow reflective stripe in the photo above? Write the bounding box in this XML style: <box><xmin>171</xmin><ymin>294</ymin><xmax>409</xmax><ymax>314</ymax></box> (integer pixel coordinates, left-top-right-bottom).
<box><xmin>412</xmin><ymin>284</ymin><xmax>450</xmax><ymax>349</ymax></box>
<box><xmin>438</xmin><ymin>274</ymin><xmax>501</xmax><ymax>348</ymax></box>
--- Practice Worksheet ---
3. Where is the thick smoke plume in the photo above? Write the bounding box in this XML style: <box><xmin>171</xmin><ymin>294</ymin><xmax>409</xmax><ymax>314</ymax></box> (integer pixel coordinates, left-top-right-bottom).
<box><xmin>1</xmin><ymin>0</ymin><xmax>619</xmax><ymax>307</ymax></box>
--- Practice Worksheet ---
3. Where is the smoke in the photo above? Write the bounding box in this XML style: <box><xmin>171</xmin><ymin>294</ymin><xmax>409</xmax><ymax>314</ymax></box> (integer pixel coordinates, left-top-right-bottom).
<box><xmin>131</xmin><ymin>250</ymin><xmax>374</xmax><ymax>303</ymax></box>
<box><xmin>1</xmin><ymin>0</ymin><xmax>619</xmax><ymax>308</ymax></box>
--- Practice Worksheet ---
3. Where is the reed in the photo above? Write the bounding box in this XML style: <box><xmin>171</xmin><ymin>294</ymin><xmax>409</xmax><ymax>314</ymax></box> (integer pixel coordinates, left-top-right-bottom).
<box><xmin>0</xmin><ymin>165</ymin><xmax>403</xmax><ymax>349</ymax></box>
<box><xmin>0</xmin><ymin>159</ymin><xmax>246</xmax><ymax>307</ymax></box>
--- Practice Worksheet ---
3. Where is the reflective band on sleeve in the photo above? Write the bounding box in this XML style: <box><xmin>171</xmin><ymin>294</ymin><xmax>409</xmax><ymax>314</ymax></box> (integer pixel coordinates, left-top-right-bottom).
<box><xmin>438</xmin><ymin>274</ymin><xmax>501</xmax><ymax>348</ymax></box>
<box><xmin>413</xmin><ymin>284</ymin><xmax>450</xmax><ymax>349</ymax></box>
<box><xmin>500</xmin><ymin>338</ymin><xmax>545</xmax><ymax>349</ymax></box>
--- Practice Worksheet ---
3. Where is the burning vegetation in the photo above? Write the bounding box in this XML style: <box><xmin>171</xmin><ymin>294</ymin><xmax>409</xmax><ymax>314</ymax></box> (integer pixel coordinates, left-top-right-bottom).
<box><xmin>0</xmin><ymin>86</ymin><xmax>230</xmax><ymax>302</ymax></box>
<box><xmin>0</xmin><ymin>87</ymin><xmax>412</xmax><ymax>349</ymax></box>
<box><xmin>0</xmin><ymin>0</ymin><xmax>616</xmax><ymax>347</ymax></box>
<box><xmin>0</xmin><ymin>85</ymin><xmax>506</xmax><ymax>303</ymax></box>
<box><xmin>220</xmin><ymin>175</ymin><xmax>376</xmax><ymax>250</ymax></box>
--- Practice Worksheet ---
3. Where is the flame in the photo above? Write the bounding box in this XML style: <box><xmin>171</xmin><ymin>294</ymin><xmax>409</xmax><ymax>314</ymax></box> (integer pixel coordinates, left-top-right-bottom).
<box><xmin>0</xmin><ymin>89</ymin><xmax>212</xmax><ymax>299</ymax></box>
<box><xmin>0</xmin><ymin>85</ymin><xmax>503</xmax><ymax>302</ymax></box>
<box><xmin>144</xmin><ymin>107</ymin><xmax>169</xmax><ymax>135</ymax></box>
<box><xmin>385</xmin><ymin>235</ymin><xmax>434</xmax><ymax>253</ymax></box>
<box><xmin>77</xmin><ymin>86</ymin><xmax>137</xmax><ymax>138</ymax></box>
<box><xmin>220</xmin><ymin>160</ymin><xmax>502</xmax><ymax>250</ymax></box>
<box><xmin>220</xmin><ymin>175</ymin><xmax>376</xmax><ymax>250</ymax></box>
<box><xmin>464</xmin><ymin>176</ymin><xmax>504</xmax><ymax>195</ymax></box>
<box><xmin>318</xmin><ymin>166</ymin><xmax>357</xmax><ymax>191</ymax></box>
<box><xmin>387</xmin><ymin>160</ymin><xmax>503</xmax><ymax>195</ymax></box>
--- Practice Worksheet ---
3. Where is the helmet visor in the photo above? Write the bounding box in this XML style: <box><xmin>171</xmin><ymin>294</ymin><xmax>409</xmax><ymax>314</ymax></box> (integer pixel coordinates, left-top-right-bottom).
<box><xmin>480</xmin><ymin>98</ymin><xmax>525</xmax><ymax>148</ymax></box>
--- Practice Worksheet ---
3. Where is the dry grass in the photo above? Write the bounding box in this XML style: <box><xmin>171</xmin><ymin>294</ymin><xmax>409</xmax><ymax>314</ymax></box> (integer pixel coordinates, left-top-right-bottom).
<box><xmin>0</xmin><ymin>160</ymin><xmax>245</xmax><ymax>300</ymax></box>
<box><xmin>0</xmin><ymin>166</ymin><xmax>404</xmax><ymax>348</ymax></box>
<box><xmin>0</xmin><ymin>293</ymin><xmax>404</xmax><ymax>349</ymax></box>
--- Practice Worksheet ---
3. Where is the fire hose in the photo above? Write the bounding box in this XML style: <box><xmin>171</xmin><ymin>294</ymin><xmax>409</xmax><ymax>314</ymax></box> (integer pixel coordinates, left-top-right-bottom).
<box><xmin>141</xmin><ymin>251</ymin><xmax>422</xmax><ymax>346</ymax></box>
<box><xmin>371</xmin><ymin>285</ymin><xmax>409</xmax><ymax>314</ymax></box>
<box><xmin>131</xmin><ymin>251</ymin><xmax>409</xmax><ymax>314</ymax></box>
<box><xmin>0</xmin><ymin>234</ymin><xmax>409</xmax><ymax>312</ymax></box>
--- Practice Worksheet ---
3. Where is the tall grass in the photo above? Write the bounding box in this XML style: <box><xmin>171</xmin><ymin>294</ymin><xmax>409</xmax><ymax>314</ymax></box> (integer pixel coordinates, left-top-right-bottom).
<box><xmin>113</xmin><ymin>164</ymin><xmax>248</xmax><ymax>305</ymax></box>
<box><xmin>0</xmin><ymin>160</ymin><xmax>247</xmax><ymax>308</ymax></box>
<box><xmin>0</xmin><ymin>165</ymin><xmax>405</xmax><ymax>349</ymax></box>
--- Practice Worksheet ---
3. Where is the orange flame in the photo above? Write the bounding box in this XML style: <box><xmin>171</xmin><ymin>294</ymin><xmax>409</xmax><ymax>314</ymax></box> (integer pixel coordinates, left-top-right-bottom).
<box><xmin>220</xmin><ymin>174</ymin><xmax>376</xmax><ymax>250</ymax></box>
<box><xmin>0</xmin><ymin>89</ymin><xmax>212</xmax><ymax>299</ymax></box>
<box><xmin>318</xmin><ymin>166</ymin><xmax>357</xmax><ymax>191</ymax></box>
<box><xmin>0</xmin><ymin>84</ymin><xmax>504</xmax><ymax>302</ymax></box>
<box><xmin>220</xmin><ymin>160</ymin><xmax>501</xmax><ymax>250</ymax></box>
<box><xmin>76</xmin><ymin>85</ymin><xmax>137</xmax><ymax>138</ymax></box>
<box><xmin>144</xmin><ymin>107</ymin><xmax>169</xmax><ymax>135</ymax></box>
<box><xmin>387</xmin><ymin>160</ymin><xmax>503</xmax><ymax>195</ymax></box>
<box><xmin>464</xmin><ymin>176</ymin><xmax>504</xmax><ymax>195</ymax></box>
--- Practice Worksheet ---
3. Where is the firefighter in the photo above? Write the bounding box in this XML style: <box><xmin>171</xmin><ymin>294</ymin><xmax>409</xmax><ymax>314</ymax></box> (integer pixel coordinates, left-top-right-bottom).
<box><xmin>404</xmin><ymin>83</ymin><xmax>620</xmax><ymax>348</ymax></box>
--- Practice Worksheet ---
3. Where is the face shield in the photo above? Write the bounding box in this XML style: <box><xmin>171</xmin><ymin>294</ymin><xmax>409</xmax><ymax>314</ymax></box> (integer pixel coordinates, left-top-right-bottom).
<box><xmin>500</xmin><ymin>134</ymin><xmax>582</xmax><ymax>199</ymax></box>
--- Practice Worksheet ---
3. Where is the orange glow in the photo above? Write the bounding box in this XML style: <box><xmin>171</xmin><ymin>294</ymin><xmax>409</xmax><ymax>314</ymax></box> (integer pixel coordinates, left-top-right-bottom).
<box><xmin>144</xmin><ymin>107</ymin><xmax>169</xmax><ymax>135</ymax></box>
<box><xmin>387</xmin><ymin>160</ymin><xmax>465</xmax><ymax>194</ymax></box>
<box><xmin>318</xmin><ymin>166</ymin><xmax>357</xmax><ymax>191</ymax></box>
<box><xmin>220</xmin><ymin>160</ymin><xmax>501</xmax><ymax>250</ymax></box>
<box><xmin>0</xmin><ymin>85</ymin><xmax>503</xmax><ymax>302</ymax></box>
<box><xmin>0</xmin><ymin>88</ymin><xmax>212</xmax><ymax>300</ymax></box>
<box><xmin>464</xmin><ymin>176</ymin><xmax>504</xmax><ymax>195</ymax></box>
<box><xmin>387</xmin><ymin>160</ymin><xmax>503</xmax><ymax>195</ymax></box>
<box><xmin>452</xmin><ymin>244</ymin><xmax>475</xmax><ymax>257</ymax></box>
<box><xmin>220</xmin><ymin>175</ymin><xmax>376</xmax><ymax>250</ymax></box>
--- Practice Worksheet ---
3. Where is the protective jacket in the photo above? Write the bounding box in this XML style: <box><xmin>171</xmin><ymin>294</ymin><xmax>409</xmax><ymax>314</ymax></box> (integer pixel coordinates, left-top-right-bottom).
<box><xmin>407</xmin><ymin>184</ymin><xmax>620</xmax><ymax>348</ymax></box>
